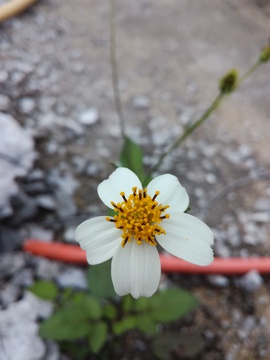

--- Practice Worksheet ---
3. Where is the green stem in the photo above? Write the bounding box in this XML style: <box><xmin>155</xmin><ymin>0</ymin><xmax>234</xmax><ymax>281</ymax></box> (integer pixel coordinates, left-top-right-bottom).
<box><xmin>109</xmin><ymin>0</ymin><xmax>125</xmax><ymax>139</ymax></box>
<box><xmin>145</xmin><ymin>58</ymin><xmax>265</xmax><ymax>180</ymax></box>
<box><xmin>147</xmin><ymin>93</ymin><xmax>224</xmax><ymax>178</ymax></box>
<box><xmin>238</xmin><ymin>60</ymin><xmax>261</xmax><ymax>85</ymax></box>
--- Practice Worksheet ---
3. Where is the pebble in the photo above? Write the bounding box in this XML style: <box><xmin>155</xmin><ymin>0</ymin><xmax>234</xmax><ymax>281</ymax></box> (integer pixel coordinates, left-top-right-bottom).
<box><xmin>63</xmin><ymin>226</ymin><xmax>76</xmax><ymax>243</ymax></box>
<box><xmin>36</xmin><ymin>194</ymin><xmax>57</xmax><ymax>210</ymax></box>
<box><xmin>35</xmin><ymin>258</ymin><xmax>60</xmax><ymax>280</ymax></box>
<box><xmin>78</xmin><ymin>107</ymin><xmax>100</xmax><ymax>125</ymax></box>
<box><xmin>133</xmin><ymin>95</ymin><xmax>150</xmax><ymax>109</ymax></box>
<box><xmin>254</xmin><ymin>198</ymin><xmax>270</xmax><ymax>212</ymax></box>
<box><xmin>10</xmin><ymin>191</ymin><xmax>38</xmax><ymax>225</ymax></box>
<box><xmin>85</xmin><ymin>162</ymin><xmax>99</xmax><ymax>176</ymax></box>
<box><xmin>251</xmin><ymin>212</ymin><xmax>269</xmax><ymax>223</ymax></box>
<box><xmin>207</xmin><ymin>275</ymin><xmax>229</xmax><ymax>287</ymax></box>
<box><xmin>0</xmin><ymin>94</ymin><xmax>11</xmax><ymax>111</ymax></box>
<box><xmin>0</xmin><ymin>283</ymin><xmax>21</xmax><ymax>307</ymax></box>
<box><xmin>0</xmin><ymin>226</ymin><xmax>21</xmax><ymax>253</ymax></box>
<box><xmin>0</xmin><ymin>253</ymin><xmax>25</xmax><ymax>280</ymax></box>
<box><xmin>56</xmin><ymin>268</ymin><xmax>88</xmax><ymax>289</ymax></box>
<box><xmin>12</xmin><ymin>268</ymin><xmax>34</xmax><ymax>287</ymax></box>
<box><xmin>205</xmin><ymin>173</ymin><xmax>217</xmax><ymax>184</ymax></box>
<box><xmin>238</xmin><ymin>270</ymin><xmax>263</xmax><ymax>292</ymax></box>
<box><xmin>26</xmin><ymin>224</ymin><xmax>54</xmax><ymax>242</ymax></box>
<box><xmin>18</xmin><ymin>97</ymin><xmax>36</xmax><ymax>114</ymax></box>
<box><xmin>0</xmin><ymin>69</ymin><xmax>8</xmax><ymax>83</ymax></box>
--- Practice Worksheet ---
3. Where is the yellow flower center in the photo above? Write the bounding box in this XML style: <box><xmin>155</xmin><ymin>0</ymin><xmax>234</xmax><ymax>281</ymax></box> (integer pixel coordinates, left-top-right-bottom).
<box><xmin>106</xmin><ymin>187</ymin><xmax>170</xmax><ymax>247</ymax></box>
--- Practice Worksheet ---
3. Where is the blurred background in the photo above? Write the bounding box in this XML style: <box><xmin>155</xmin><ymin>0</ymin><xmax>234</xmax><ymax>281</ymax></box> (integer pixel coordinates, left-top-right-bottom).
<box><xmin>0</xmin><ymin>0</ymin><xmax>270</xmax><ymax>359</ymax></box>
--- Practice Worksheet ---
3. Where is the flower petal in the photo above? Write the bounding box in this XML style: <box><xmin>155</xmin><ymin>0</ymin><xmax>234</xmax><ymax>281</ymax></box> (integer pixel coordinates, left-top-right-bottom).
<box><xmin>97</xmin><ymin>167</ymin><xmax>142</xmax><ymax>209</ymax></box>
<box><xmin>157</xmin><ymin>212</ymin><xmax>214</xmax><ymax>266</ymax></box>
<box><xmin>75</xmin><ymin>216</ymin><xmax>121</xmax><ymax>264</ymax></box>
<box><xmin>111</xmin><ymin>240</ymin><xmax>161</xmax><ymax>298</ymax></box>
<box><xmin>147</xmin><ymin>174</ymin><xmax>189</xmax><ymax>213</ymax></box>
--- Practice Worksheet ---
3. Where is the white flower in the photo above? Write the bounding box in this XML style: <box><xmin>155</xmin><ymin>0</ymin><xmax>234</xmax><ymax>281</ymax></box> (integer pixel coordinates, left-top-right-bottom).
<box><xmin>75</xmin><ymin>167</ymin><xmax>214</xmax><ymax>298</ymax></box>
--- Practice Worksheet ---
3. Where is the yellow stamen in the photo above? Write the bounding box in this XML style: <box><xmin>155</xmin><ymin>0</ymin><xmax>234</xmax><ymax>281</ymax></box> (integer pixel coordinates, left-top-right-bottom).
<box><xmin>106</xmin><ymin>187</ymin><xmax>170</xmax><ymax>247</ymax></box>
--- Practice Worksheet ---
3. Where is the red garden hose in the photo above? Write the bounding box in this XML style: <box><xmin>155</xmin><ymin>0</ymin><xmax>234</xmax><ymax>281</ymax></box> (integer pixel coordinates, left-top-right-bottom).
<box><xmin>23</xmin><ymin>239</ymin><xmax>270</xmax><ymax>274</ymax></box>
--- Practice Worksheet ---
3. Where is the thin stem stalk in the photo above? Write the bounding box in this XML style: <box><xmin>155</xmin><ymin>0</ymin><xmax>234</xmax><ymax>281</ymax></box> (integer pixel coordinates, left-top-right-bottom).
<box><xmin>146</xmin><ymin>58</ymin><xmax>265</xmax><ymax>179</ymax></box>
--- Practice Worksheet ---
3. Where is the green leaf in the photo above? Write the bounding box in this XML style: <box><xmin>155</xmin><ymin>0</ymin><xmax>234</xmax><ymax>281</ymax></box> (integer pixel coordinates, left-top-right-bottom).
<box><xmin>88</xmin><ymin>322</ymin><xmax>108</xmax><ymax>353</ymax></box>
<box><xmin>39</xmin><ymin>306</ymin><xmax>90</xmax><ymax>340</ymax></box>
<box><xmin>87</xmin><ymin>261</ymin><xmax>115</xmax><ymax>299</ymax></box>
<box><xmin>120</xmin><ymin>136</ymin><xmax>144</xmax><ymax>178</ymax></box>
<box><xmin>102</xmin><ymin>303</ymin><xmax>117</xmax><ymax>320</ymax></box>
<box><xmin>113</xmin><ymin>314</ymin><xmax>156</xmax><ymax>336</ymax></box>
<box><xmin>28</xmin><ymin>280</ymin><xmax>58</xmax><ymax>300</ymax></box>
<box><xmin>135</xmin><ymin>288</ymin><xmax>198</xmax><ymax>323</ymax></box>
<box><xmin>72</xmin><ymin>293</ymin><xmax>102</xmax><ymax>319</ymax></box>
<box><xmin>113</xmin><ymin>316</ymin><xmax>137</xmax><ymax>335</ymax></box>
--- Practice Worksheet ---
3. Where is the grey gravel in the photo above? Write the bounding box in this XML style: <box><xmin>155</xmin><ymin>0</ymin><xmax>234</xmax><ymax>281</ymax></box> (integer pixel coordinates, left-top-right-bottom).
<box><xmin>36</xmin><ymin>194</ymin><xmax>57</xmax><ymax>210</ymax></box>
<box><xmin>133</xmin><ymin>95</ymin><xmax>150</xmax><ymax>109</ymax></box>
<box><xmin>207</xmin><ymin>275</ymin><xmax>229</xmax><ymax>287</ymax></box>
<box><xmin>56</xmin><ymin>268</ymin><xmax>88</xmax><ymax>290</ymax></box>
<box><xmin>238</xmin><ymin>270</ymin><xmax>263</xmax><ymax>292</ymax></box>
<box><xmin>0</xmin><ymin>94</ymin><xmax>11</xmax><ymax>111</ymax></box>
<box><xmin>19</xmin><ymin>97</ymin><xmax>36</xmax><ymax>114</ymax></box>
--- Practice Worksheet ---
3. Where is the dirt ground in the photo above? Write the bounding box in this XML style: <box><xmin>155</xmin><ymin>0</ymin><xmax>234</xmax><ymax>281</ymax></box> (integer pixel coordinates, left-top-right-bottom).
<box><xmin>1</xmin><ymin>0</ymin><xmax>270</xmax><ymax>359</ymax></box>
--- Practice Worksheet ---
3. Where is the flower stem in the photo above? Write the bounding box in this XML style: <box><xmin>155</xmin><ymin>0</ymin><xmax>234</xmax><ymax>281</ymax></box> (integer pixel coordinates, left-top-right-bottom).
<box><xmin>147</xmin><ymin>93</ymin><xmax>224</xmax><ymax>177</ymax></box>
<box><xmin>146</xmin><ymin>58</ymin><xmax>266</xmax><ymax>179</ymax></box>
<box><xmin>109</xmin><ymin>0</ymin><xmax>125</xmax><ymax>139</ymax></box>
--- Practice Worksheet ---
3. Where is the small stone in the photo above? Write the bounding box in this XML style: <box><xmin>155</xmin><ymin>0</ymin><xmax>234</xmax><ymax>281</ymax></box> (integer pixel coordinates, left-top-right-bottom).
<box><xmin>72</xmin><ymin>156</ymin><xmax>87</xmax><ymax>174</ymax></box>
<box><xmin>63</xmin><ymin>226</ymin><xmax>76</xmax><ymax>243</ymax></box>
<box><xmin>0</xmin><ymin>70</ymin><xmax>8</xmax><ymax>83</ymax></box>
<box><xmin>133</xmin><ymin>95</ymin><xmax>150</xmax><ymax>109</ymax></box>
<box><xmin>45</xmin><ymin>341</ymin><xmax>60</xmax><ymax>360</ymax></box>
<box><xmin>78</xmin><ymin>108</ymin><xmax>100</xmax><ymax>125</ymax></box>
<box><xmin>0</xmin><ymin>283</ymin><xmax>21</xmax><ymax>307</ymax></box>
<box><xmin>0</xmin><ymin>94</ymin><xmax>11</xmax><ymax>111</ymax></box>
<box><xmin>26</xmin><ymin>169</ymin><xmax>45</xmax><ymax>182</ymax></box>
<box><xmin>36</xmin><ymin>258</ymin><xmax>60</xmax><ymax>280</ymax></box>
<box><xmin>205</xmin><ymin>173</ymin><xmax>217</xmax><ymax>184</ymax></box>
<box><xmin>85</xmin><ymin>162</ymin><xmax>99</xmax><ymax>176</ymax></box>
<box><xmin>207</xmin><ymin>275</ymin><xmax>229</xmax><ymax>287</ymax></box>
<box><xmin>0</xmin><ymin>253</ymin><xmax>25</xmax><ymax>280</ymax></box>
<box><xmin>56</xmin><ymin>268</ymin><xmax>88</xmax><ymax>289</ymax></box>
<box><xmin>251</xmin><ymin>212</ymin><xmax>270</xmax><ymax>223</ymax></box>
<box><xmin>254</xmin><ymin>198</ymin><xmax>270</xmax><ymax>212</ymax></box>
<box><xmin>23</xmin><ymin>181</ymin><xmax>48</xmax><ymax>195</ymax></box>
<box><xmin>19</xmin><ymin>97</ymin><xmax>36</xmax><ymax>114</ymax></box>
<box><xmin>0</xmin><ymin>227</ymin><xmax>21</xmax><ymax>253</ymax></box>
<box><xmin>238</xmin><ymin>270</ymin><xmax>263</xmax><ymax>292</ymax></box>
<box><xmin>13</xmin><ymin>268</ymin><xmax>34</xmax><ymax>287</ymax></box>
<box><xmin>27</xmin><ymin>225</ymin><xmax>54</xmax><ymax>242</ymax></box>
<box><xmin>55</xmin><ymin>190</ymin><xmax>77</xmax><ymax>218</ymax></box>
<box><xmin>36</xmin><ymin>195</ymin><xmax>56</xmax><ymax>210</ymax></box>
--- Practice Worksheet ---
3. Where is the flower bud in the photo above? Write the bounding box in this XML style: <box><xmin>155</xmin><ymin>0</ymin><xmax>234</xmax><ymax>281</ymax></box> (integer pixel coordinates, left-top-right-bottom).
<box><xmin>219</xmin><ymin>69</ymin><xmax>238</xmax><ymax>94</ymax></box>
<box><xmin>259</xmin><ymin>46</ymin><xmax>270</xmax><ymax>63</ymax></box>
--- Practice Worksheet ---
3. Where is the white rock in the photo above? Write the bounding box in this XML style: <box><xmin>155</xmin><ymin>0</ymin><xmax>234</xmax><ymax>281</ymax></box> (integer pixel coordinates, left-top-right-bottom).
<box><xmin>0</xmin><ymin>94</ymin><xmax>11</xmax><ymax>111</ymax></box>
<box><xmin>133</xmin><ymin>95</ymin><xmax>150</xmax><ymax>109</ymax></box>
<box><xmin>56</xmin><ymin>268</ymin><xmax>88</xmax><ymax>289</ymax></box>
<box><xmin>238</xmin><ymin>270</ymin><xmax>263</xmax><ymax>292</ymax></box>
<box><xmin>19</xmin><ymin>97</ymin><xmax>36</xmax><ymax>114</ymax></box>
<box><xmin>251</xmin><ymin>212</ymin><xmax>270</xmax><ymax>223</ymax></box>
<box><xmin>0</xmin><ymin>292</ymin><xmax>52</xmax><ymax>360</ymax></box>
<box><xmin>0</xmin><ymin>113</ymin><xmax>36</xmax><ymax>217</ymax></box>
<box><xmin>78</xmin><ymin>108</ymin><xmax>100</xmax><ymax>125</ymax></box>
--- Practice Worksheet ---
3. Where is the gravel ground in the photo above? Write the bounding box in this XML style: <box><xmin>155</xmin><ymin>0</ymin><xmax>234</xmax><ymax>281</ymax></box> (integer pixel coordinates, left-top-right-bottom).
<box><xmin>0</xmin><ymin>0</ymin><xmax>270</xmax><ymax>359</ymax></box>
